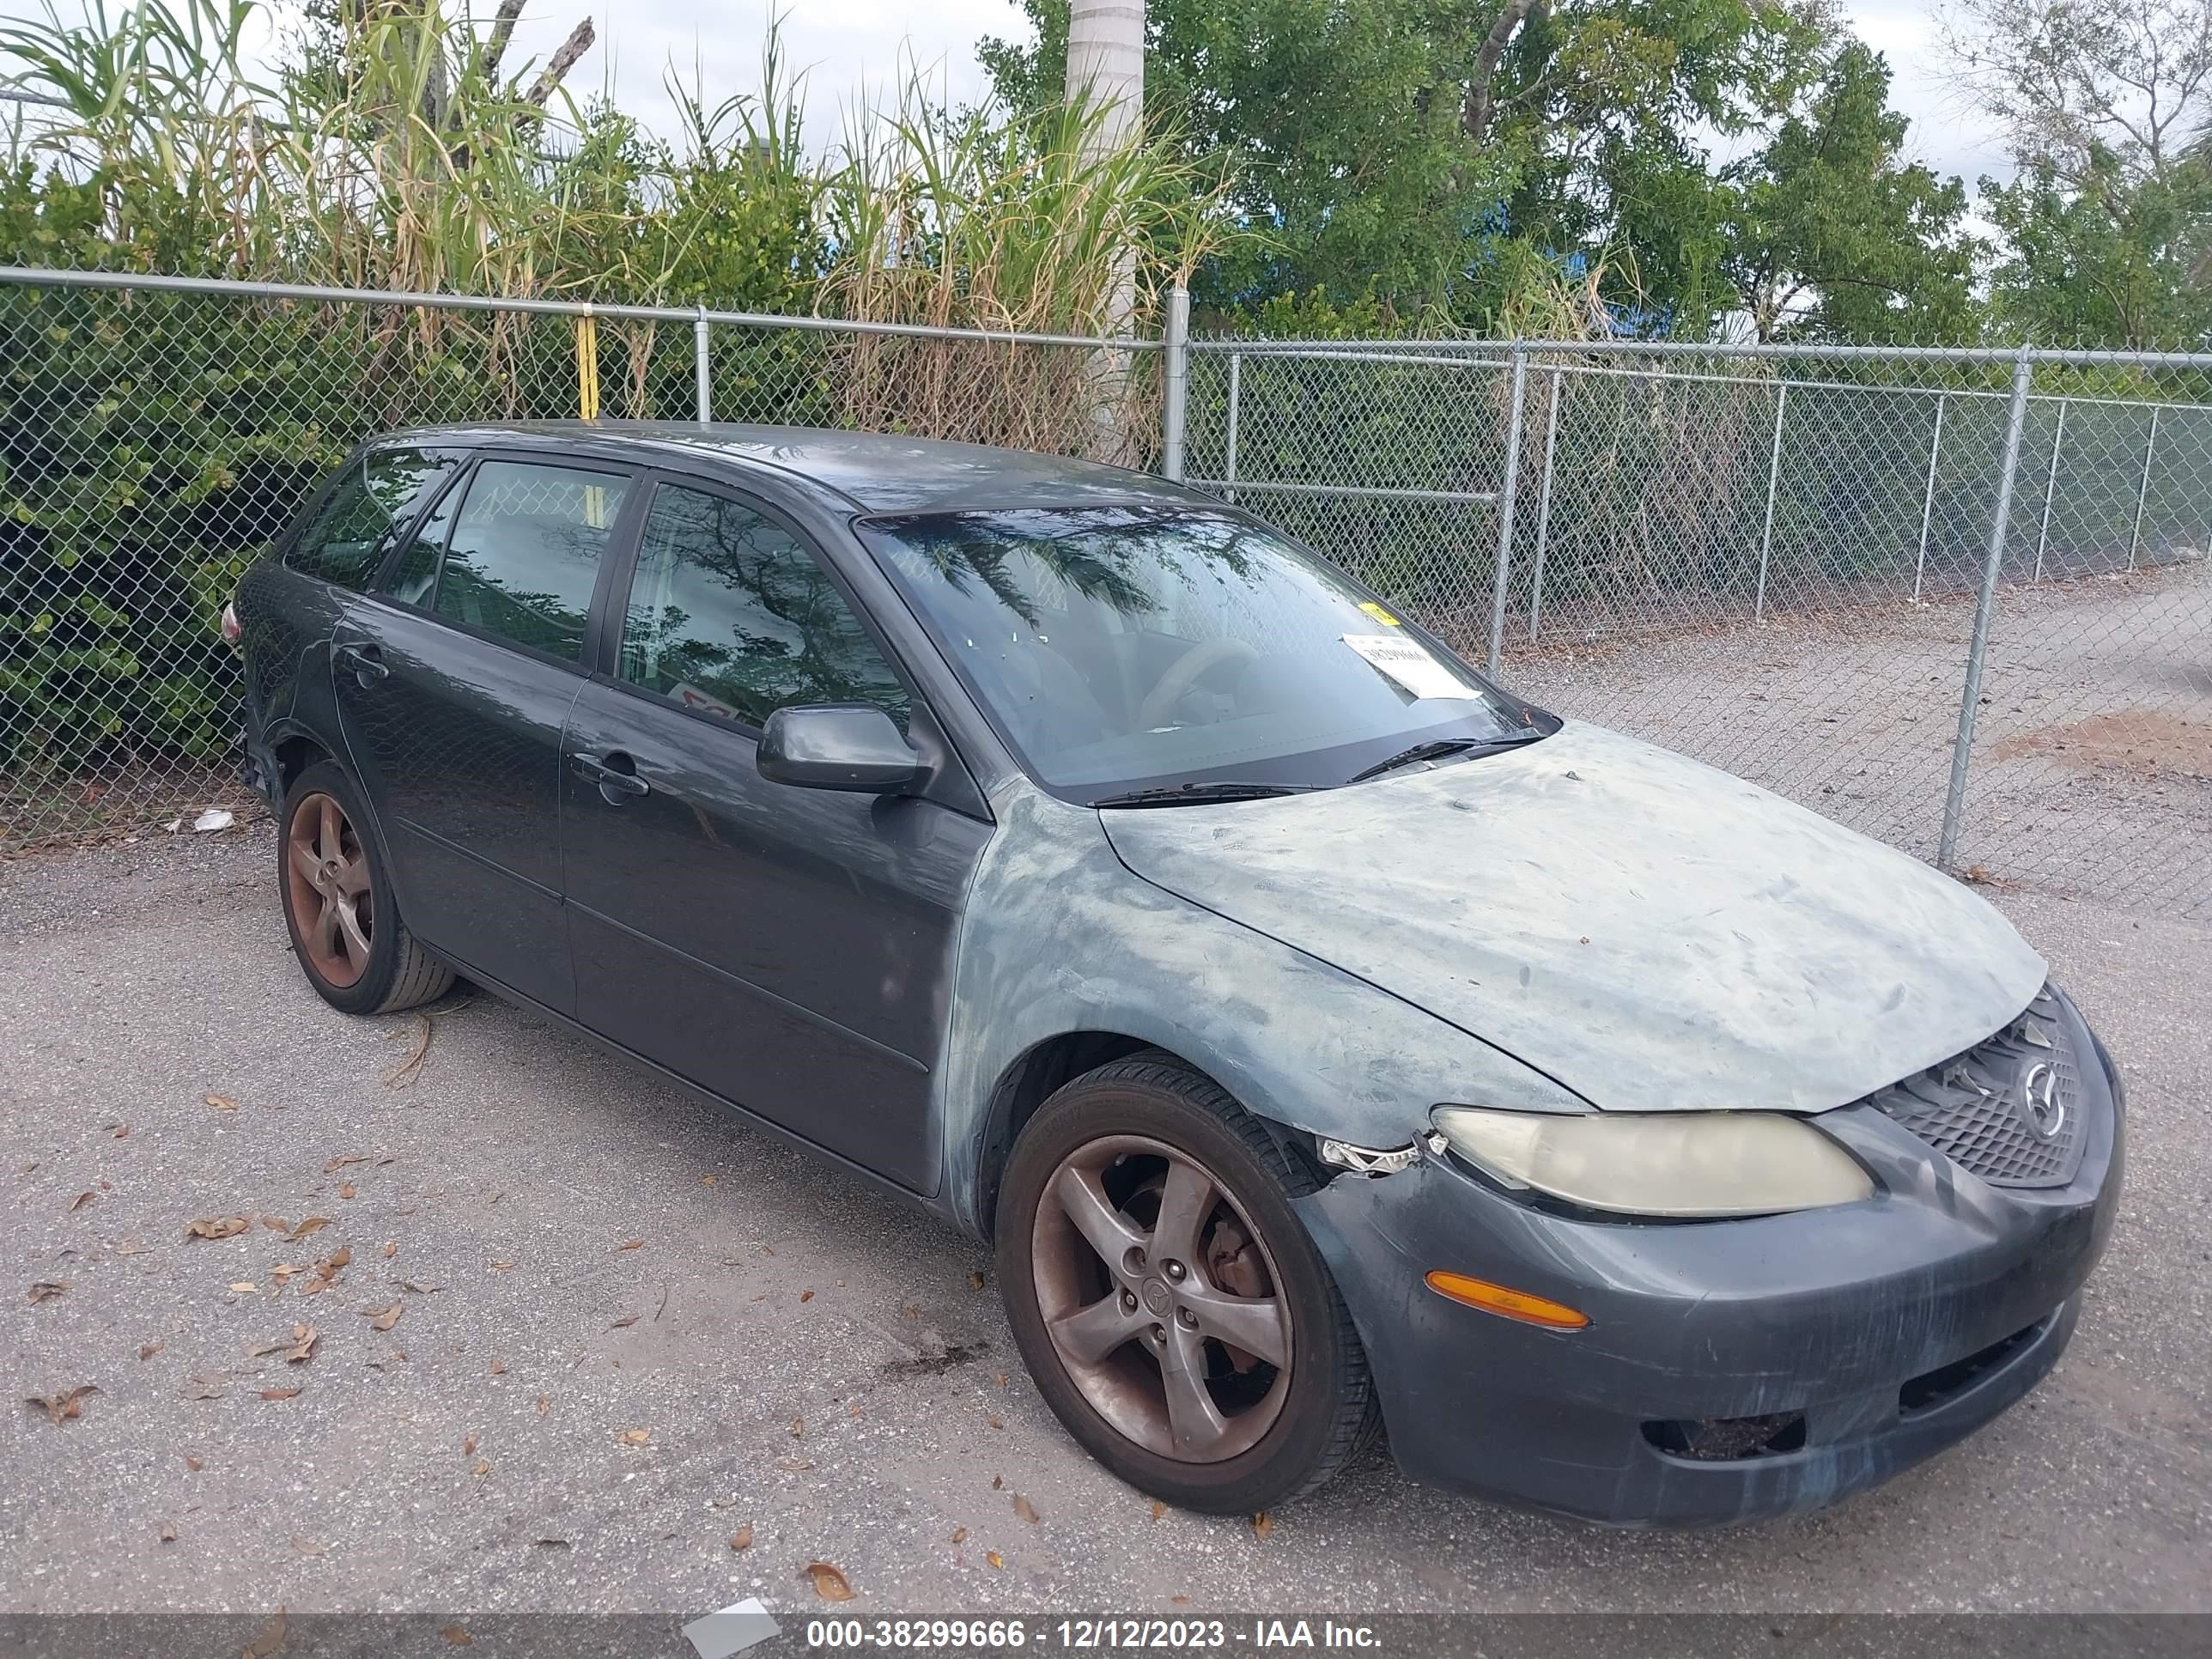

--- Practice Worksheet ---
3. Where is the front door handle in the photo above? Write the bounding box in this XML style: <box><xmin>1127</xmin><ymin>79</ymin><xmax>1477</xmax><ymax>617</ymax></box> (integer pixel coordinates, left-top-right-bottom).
<box><xmin>569</xmin><ymin>750</ymin><xmax>651</xmax><ymax>803</ymax></box>
<box><xmin>332</xmin><ymin>641</ymin><xmax>388</xmax><ymax>685</ymax></box>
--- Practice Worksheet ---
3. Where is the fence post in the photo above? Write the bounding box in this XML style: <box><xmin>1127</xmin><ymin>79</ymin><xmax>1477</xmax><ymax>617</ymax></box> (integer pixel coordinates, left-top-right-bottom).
<box><xmin>1224</xmin><ymin>351</ymin><xmax>1242</xmax><ymax>503</ymax></box>
<box><xmin>2032</xmin><ymin>396</ymin><xmax>2067</xmax><ymax>581</ymax></box>
<box><xmin>693</xmin><ymin>306</ymin><xmax>712</xmax><ymax>425</ymax></box>
<box><xmin>2128</xmin><ymin>406</ymin><xmax>2160</xmax><ymax>568</ymax></box>
<box><xmin>1487</xmin><ymin>341</ymin><xmax>1530</xmax><ymax>677</ymax></box>
<box><xmin>1528</xmin><ymin>367</ymin><xmax>1563</xmax><ymax>642</ymax></box>
<box><xmin>1753</xmin><ymin>380</ymin><xmax>1788</xmax><ymax>622</ymax></box>
<box><xmin>1938</xmin><ymin>343</ymin><xmax>2035</xmax><ymax>871</ymax></box>
<box><xmin>1160</xmin><ymin>284</ymin><xmax>1191</xmax><ymax>483</ymax></box>
<box><xmin>1913</xmin><ymin>393</ymin><xmax>1946</xmax><ymax>603</ymax></box>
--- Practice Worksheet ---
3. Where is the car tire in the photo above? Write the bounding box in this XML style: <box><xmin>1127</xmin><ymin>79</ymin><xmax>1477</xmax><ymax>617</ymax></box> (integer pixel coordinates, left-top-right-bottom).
<box><xmin>277</xmin><ymin>760</ymin><xmax>453</xmax><ymax>1017</ymax></box>
<box><xmin>996</xmin><ymin>1050</ymin><xmax>1377</xmax><ymax>1514</ymax></box>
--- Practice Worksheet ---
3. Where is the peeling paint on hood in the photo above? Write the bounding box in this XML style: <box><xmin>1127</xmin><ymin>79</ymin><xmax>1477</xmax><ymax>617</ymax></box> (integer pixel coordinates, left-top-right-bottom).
<box><xmin>1100</xmin><ymin>720</ymin><xmax>2047</xmax><ymax>1113</ymax></box>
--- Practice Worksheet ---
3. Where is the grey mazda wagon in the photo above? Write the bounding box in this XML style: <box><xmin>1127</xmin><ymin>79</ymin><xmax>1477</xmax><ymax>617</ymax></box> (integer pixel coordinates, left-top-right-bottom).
<box><xmin>230</xmin><ymin>422</ymin><xmax>2123</xmax><ymax>1525</ymax></box>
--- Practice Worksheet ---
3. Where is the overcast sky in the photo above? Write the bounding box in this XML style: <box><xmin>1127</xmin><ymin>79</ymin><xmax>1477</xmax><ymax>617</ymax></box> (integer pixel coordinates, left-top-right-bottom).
<box><xmin>1</xmin><ymin>0</ymin><xmax>2015</xmax><ymax>188</ymax></box>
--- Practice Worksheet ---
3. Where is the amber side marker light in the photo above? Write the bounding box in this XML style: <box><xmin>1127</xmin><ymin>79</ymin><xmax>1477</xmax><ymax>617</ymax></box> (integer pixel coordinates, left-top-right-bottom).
<box><xmin>1425</xmin><ymin>1271</ymin><xmax>1590</xmax><ymax>1330</ymax></box>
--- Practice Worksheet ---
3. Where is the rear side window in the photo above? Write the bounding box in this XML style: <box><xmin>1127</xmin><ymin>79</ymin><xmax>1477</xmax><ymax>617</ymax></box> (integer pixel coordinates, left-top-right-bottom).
<box><xmin>284</xmin><ymin>448</ymin><xmax>453</xmax><ymax>591</ymax></box>
<box><xmin>617</xmin><ymin>483</ymin><xmax>910</xmax><ymax>730</ymax></box>
<box><xmin>432</xmin><ymin>460</ymin><xmax>631</xmax><ymax>662</ymax></box>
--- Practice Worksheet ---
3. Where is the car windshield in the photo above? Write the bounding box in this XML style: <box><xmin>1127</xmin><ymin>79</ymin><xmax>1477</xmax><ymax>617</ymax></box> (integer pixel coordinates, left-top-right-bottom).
<box><xmin>857</xmin><ymin>507</ymin><xmax>1549</xmax><ymax>801</ymax></box>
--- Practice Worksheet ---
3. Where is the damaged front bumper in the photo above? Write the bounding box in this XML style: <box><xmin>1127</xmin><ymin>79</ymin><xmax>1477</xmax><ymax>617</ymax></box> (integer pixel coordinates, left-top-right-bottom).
<box><xmin>1294</xmin><ymin>1005</ymin><xmax>2124</xmax><ymax>1527</ymax></box>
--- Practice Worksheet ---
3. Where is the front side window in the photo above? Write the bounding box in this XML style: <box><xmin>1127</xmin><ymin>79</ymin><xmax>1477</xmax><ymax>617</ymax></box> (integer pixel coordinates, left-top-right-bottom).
<box><xmin>617</xmin><ymin>483</ymin><xmax>908</xmax><ymax>730</ymax></box>
<box><xmin>432</xmin><ymin>460</ymin><xmax>630</xmax><ymax>662</ymax></box>
<box><xmin>284</xmin><ymin>447</ymin><xmax>454</xmax><ymax>591</ymax></box>
<box><xmin>857</xmin><ymin>507</ymin><xmax>1547</xmax><ymax>799</ymax></box>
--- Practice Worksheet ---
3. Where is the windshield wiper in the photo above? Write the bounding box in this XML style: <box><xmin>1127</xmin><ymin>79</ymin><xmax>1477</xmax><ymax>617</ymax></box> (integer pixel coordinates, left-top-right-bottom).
<box><xmin>1346</xmin><ymin>730</ymin><xmax>1547</xmax><ymax>785</ymax></box>
<box><xmin>1089</xmin><ymin>781</ymin><xmax>1318</xmax><ymax>809</ymax></box>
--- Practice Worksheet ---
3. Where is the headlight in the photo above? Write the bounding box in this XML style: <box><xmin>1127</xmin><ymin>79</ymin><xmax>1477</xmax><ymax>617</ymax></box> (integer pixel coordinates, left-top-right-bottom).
<box><xmin>1430</xmin><ymin>1107</ymin><xmax>1874</xmax><ymax>1218</ymax></box>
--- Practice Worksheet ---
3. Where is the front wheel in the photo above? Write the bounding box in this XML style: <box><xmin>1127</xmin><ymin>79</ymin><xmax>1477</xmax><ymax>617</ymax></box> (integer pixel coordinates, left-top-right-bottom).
<box><xmin>278</xmin><ymin>760</ymin><xmax>453</xmax><ymax>1016</ymax></box>
<box><xmin>996</xmin><ymin>1053</ymin><xmax>1376</xmax><ymax>1514</ymax></box>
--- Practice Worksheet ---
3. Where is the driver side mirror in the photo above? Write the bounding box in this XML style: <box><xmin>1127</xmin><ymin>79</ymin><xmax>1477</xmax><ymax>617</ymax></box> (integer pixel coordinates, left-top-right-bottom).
<box><xmin>757</xmin><ymin>704</ymin><xmax>922</xmax><ymax>794</ymax></box>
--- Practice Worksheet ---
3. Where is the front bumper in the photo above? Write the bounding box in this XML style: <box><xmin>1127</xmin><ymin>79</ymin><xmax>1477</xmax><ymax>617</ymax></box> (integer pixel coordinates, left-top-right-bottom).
<box><xmin>1297</xmin><ymin>995</ymin><xmax>2124</xmax><ymax>1527</ymax></box>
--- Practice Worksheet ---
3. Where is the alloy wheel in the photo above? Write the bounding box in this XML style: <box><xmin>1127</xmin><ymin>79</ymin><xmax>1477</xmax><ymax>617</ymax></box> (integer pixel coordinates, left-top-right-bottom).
<box><xmin>1030</xmin><ymin>1133</ymin><xmax>1294</xmax><ymax>1462</ymax></box>
<box><xmin>284</xmin><ymin>791</ymin><xmax>373</xmax><ymax>988</ymax></box>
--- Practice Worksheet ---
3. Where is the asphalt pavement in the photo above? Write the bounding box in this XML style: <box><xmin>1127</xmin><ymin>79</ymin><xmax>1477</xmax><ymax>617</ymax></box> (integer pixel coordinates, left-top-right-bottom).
<box><xmin>2</xmin><ymin>825</ymin><xmax>2206</xmax><ymax>1618</ymax></box>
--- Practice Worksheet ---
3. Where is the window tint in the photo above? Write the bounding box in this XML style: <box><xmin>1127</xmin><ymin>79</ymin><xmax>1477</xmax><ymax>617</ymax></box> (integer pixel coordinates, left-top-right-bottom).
<box><xmin>285</xmin><ymin>448</ymin><xmax>453</xmax><ymax>591</ymax></box>
<box><xmin>434</xmin><ymin>461</ymin><xmax>630</xmax><ymax>662</ymax></box>
<box><xmin>382</xmin><ymin>473</ymin><xmax>463</xmax><ymax>606</ymax></box>
<box><xmin>618</xmin><ymin>484</ymin><xmax>908</xmax><ymax>730</ymax></box>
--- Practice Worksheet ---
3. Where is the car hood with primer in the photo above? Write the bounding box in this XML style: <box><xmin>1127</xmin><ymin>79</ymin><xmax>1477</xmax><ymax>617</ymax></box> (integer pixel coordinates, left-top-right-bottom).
<box><xmin>1099</xmin><ymin>720</ymin><xmax>2047</xmax><ymax>1114</ymax></box>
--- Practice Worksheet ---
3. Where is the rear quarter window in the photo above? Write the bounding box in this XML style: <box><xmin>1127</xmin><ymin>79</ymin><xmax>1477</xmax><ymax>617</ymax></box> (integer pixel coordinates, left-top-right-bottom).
<box><xmin>283</xmin><ymin>448</ymin><xmax>457</xmax><ymax>591</ymax></box>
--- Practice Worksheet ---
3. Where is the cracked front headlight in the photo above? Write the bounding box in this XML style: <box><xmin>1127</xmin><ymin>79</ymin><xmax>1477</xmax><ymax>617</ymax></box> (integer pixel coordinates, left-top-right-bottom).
<box><xmin>1430</xmin><ymin>1107</ymin><xmax>1874</xmax><ymax>1218</ymax></box>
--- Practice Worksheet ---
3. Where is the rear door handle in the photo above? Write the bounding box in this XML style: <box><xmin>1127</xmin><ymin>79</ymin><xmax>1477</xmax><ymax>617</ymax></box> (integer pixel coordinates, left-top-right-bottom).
<box><xmin>332</xmin><ymin>641</ymin><xmax>388</xmax><ymax>684</ymax></box>
<box><xmin>569</xmin><ymin>750</ymin><xmax>651</xmax><ymax>801</ymax></box>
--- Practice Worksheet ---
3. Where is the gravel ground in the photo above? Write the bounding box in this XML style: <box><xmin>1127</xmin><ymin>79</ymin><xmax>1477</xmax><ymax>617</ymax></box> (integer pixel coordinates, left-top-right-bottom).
<box><xmin>2</xmin><ymin>826</ymin><xmax>2207</xmax><ymax>1621</ymax></box>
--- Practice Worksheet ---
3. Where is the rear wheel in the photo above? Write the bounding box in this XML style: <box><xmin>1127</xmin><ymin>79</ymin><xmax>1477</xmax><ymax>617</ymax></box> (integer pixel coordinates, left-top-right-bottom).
<box><xmin>278</xmin><ymin>761</ymin><xmax>453</xmax><ymax>1015</ymax></box>
<box><xmin>996</xmin><ymin>1052</ymin><xmax>1376</xmax><ymax>1514</ymax></box>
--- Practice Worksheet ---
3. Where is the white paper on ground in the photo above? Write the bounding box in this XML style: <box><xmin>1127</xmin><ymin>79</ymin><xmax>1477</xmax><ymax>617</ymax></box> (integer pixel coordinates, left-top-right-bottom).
<box><xmin>1340</xmin><ymin>633</ymin><xmax>1480</xmax><ymax>701</ymax></box>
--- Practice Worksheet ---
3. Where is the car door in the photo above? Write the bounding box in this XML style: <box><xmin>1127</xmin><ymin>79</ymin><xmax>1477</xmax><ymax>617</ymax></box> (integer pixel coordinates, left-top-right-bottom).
<box><xmin>559</xmin><ymin>475</ymin><xmax>990</xmax><ymax>1191</ymax></box>
<box><xmin>331</xmin><ymin>453</ymin><xmax>641</xmax><ymax>1015</ymax></box>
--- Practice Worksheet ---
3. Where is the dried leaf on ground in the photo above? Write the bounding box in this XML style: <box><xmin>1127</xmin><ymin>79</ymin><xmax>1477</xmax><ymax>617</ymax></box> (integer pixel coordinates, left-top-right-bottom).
<box><xmin>26</xmin><ymin>1384</ymin><xmax>99</xmax><ymax>1425</ymax></box>
<box><xmin>381</xmin><ymin>1242</ymin><xmax>398</xmax><ymax>1259</ymax></box>
<box><xmin>463</xmin><ymin>1435</ymin><xmax>477</xmax><ymax>1455</ymax></box>
<box><xmin>286</xmin><ymin>1325</ymin><xmax>319</xmax><ymax>1364</ymax></box>
<box><xmin>728</xmin><ymin>1525</ymin><xmax>754</xmax><ymax>1552</ymax></box>
<box><xmin>608</xmin><ymin>1314</ymin><xmax>638</xmax><ymax>1330</ymax></box>
<box><xmin>441</xmin><ymin>1626</ymin><xmax>471</xmax><ymax>1648</ymax></box>
<box><xmin>204</xmin><ymin>1095</ymin><xmax>239</xmax><ymax>1112</ymax></box>
<box><xmin>262</xmin><ymin>1217</ymin><xmax>289</xmax><ymax>1233</ymax></box>
<box><xmin>365</xmin><ymin>1304</ymin><xmax>402</xmax><ymax>1333</ymax></box>
<box><xmin>1150</xmin><ymin>1501</ymin><xmax>1166</xmax><ymax>1522</ymax></box>
<box><xmin>789</xmin><ymin>1416</ymin><xmax>805</xmax><ymax>1438</ymax></box>
<box><xmin>472</xmin><ymin>1460</ymin><xmax>490</xmax><ymax>1477</ymax></box>
<box><xmin>986</xmin><ymin>1551</ymin><xmax>1005</xmax><ymax>1571</ymax></box>
<box><xmin>617</xmin><ymin>1428</ymin><xmax>650</xmax><ymax>1446</ymax></box>
<box><xmin>67</xmin><ymin>1192</ymin><xmax>95</xmax><ymax>1212</ymax></box>
<box><xmin>1251</xmin><ymin>1511</ymin><xmax>1274</xmax><ymax>1540</ymax></box>
<box><xmin>969</xmin><ymin>1271</ymin><xmax>986</xmax><ymax>1291</ymax></box>
<box><xmin>159</xmin><ymin>1522</ymin><xmax>177</xmax><ymax>1543</ymax></box>
<box><xmin>618</xmin><ymin>1239</ymin><xmax>644</xmax><ymax>1252</ymax></box>
<box><xmin>323</xmin><ymin>1156</ymin><xmax>373</xmax><ymax>1174</ymax></box>
<box><xmin>139</xmin><ymin>1341</ymin><xmax>163</xmax><ymax>1362</ymax></box>
<box><xmin>489</xmin><ymin>1260</ymin><xmax>514</xmax><ymax>1272</ymax></box>
<box><xmin>986</xmin><ymin>1414</ymin><xmax>1005</xmax><ymax>1431</ymax></box>
<box><xmin>228</xmin><ymin>1283</ymin><xmax>258</xmax><ymax>1295</ymax></box>
<box><xmin>799</xmin><ymin>1290</ymin><xmax>814</xmax><ymax>1303</ymax></box>
<box><xmin>244</xmin><ymin>1611</ymin><xmax>286</xmax><ymax>1659</ymax></box>
<box><xmin>384</xmin><ymin>1013</ymin><xmax>434</xmax><ymax>1088</ymax></box>
<box><xmin>951</xmin><ymin>1526</ymin><xmax>968</xmax><ymax>1545</ymax></box>
<box><xmin>286</xmin><ymin>1217</ymin><xmax>331</xmax><ymax>1243</ymax></box>
<box><xmin>776</xmin><ymin>1456</ymin><xmax>813</xmax><ymax>1472</ymax></box>
<box><xmin>393</xmin><ymin>1279</ymin><xmax>441</xmax><ymax>1294</ymax></box>
<box><xmin>185</xmin><ymin>1455</ymin><xmax>203</xmax><ymax>1471</ymax></box>
<box><xmin>337</xmin><ymin>1182</ymin><xmax>356</xmax><ymax>1200</ymax></box>
<box><xmin>27</xmin><ymin>1281</ymin><xmax>69</xmax><ymax>1303</ymax></box>
<box><xmin>489</xmin><ymin>1358</ymin><xmax>507</xmax><ymax>1376</ymax></box>
<box><xmin>535</xmin><ymin>1396</ymin><xmax>550</xmax><ymax>1415</ymax></box>
<box><xmin>701</xmin><ymin>1176</ymin><xmax>718</xmax><ymax>1187</ymax></box>
<box><xmin>182</xmin><ymin>1376</ymin><xmax>226</xmax><ymax>1401</ymax></box>
<box><xmin>990</xmin><ymin>1475</ymin><xmax>1003</xmax><ymax>1491</ymax></box>
<box><xmin>804</xmin><ymin>1562</ymin><xmax>854</xmax><ymax>1602</ymax></box>
<box><xmin>1013</xmin><ymin>1493</ymin><xmax>1039</xmax><ymax>1524</ymax></box>
<box><xmin>259</xmin><ymin>1387</ymin><xmax>301</xmax><ymax>1401</ymax></box>
<box><xmin>291</xmin><ymin>1535</ymin><xmax>328</xmax><ymax>1557</ymax></box>
<box><xmin>185</xmin><ymin>1215</ymin><xmax>251</xmax><ymax>1242</ymax></box>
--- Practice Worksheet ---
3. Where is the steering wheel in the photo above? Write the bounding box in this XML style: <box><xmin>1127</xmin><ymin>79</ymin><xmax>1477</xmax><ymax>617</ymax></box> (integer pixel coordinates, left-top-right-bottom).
<box><xmin>1136</xmin><ymin>637</ymin><xmax>1260</xmax><ymax>729</ymax></box>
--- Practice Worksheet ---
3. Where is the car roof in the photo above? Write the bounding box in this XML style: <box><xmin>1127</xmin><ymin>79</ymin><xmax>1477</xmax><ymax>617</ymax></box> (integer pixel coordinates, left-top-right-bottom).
<box><xmin>380</xmin><ymin>421</ymin><xmax>1220</xmax><ymax>516</ymax></box>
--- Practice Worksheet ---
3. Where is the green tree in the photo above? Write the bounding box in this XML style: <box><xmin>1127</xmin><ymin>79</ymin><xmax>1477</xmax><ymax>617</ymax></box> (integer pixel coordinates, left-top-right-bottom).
<box><xmin>1722</xmin><ymin>42</ymin><xmax>1982</xmax><ymax>340</ymax></box>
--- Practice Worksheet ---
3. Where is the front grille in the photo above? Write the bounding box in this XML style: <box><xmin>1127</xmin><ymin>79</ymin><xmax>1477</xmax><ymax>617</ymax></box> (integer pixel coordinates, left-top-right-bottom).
<box><xmin>1865</xmin><ymin>985</ymin><xmax>2087</xmax><ymax>1188</ymax></box>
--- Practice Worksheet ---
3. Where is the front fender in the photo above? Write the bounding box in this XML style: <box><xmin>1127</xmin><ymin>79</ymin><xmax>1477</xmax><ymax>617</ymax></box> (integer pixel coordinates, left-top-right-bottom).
<box><xmin>934</xmin><ymin>783</ymin><xmax>1589</xmax><ymax>1236</ymax></box>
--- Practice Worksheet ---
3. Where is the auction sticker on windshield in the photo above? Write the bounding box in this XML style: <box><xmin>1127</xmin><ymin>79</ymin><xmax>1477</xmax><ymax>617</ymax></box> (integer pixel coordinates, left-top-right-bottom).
<box><xmin>1340</xmin><ymin>633</ymin><xmax>1478</xmax><ymax>701</ymax></box>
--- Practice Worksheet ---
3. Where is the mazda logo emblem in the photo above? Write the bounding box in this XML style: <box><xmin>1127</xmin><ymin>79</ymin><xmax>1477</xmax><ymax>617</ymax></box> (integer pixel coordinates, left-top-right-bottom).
<box><xmin>2018</xmin><ymin>1061</ymin><xmax>2065</xmax><ymax>1140</ymax></box>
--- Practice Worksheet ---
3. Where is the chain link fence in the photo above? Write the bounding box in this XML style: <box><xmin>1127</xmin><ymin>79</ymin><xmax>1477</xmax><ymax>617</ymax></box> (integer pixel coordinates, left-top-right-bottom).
<box><xmin>1180</xmin><ymin>337</ymin><xmax>2212</xmax><ymax>920</ymax></box>
<box><xmin>3</xmin><ymin>264</ymin><xmax>2204</xmax><ymax>921</ymax></box>
<box><xmin>0</xmin><ymin>266</ymin><xmax>1153</xmax><ymax>848</ymax></box>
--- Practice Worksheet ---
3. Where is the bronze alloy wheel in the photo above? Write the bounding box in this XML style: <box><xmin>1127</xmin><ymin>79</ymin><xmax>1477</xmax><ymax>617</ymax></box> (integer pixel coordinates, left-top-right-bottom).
<box><xmin>1030</xmin><ymin>1133</ymin><xmax>1295</xmax><ymax>1463</ymax></box>
<box><xmin>284</xmin><ymin>791</ymin><xmax>374</xmax><ymax>988</ymax></box>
